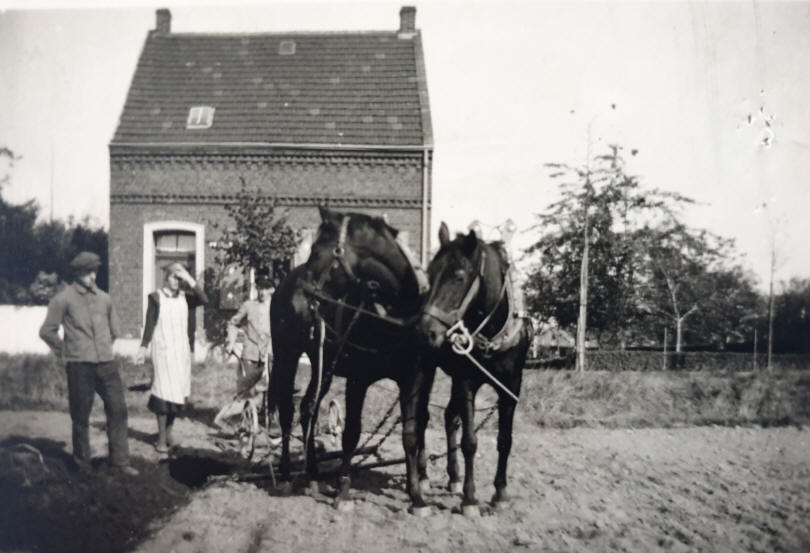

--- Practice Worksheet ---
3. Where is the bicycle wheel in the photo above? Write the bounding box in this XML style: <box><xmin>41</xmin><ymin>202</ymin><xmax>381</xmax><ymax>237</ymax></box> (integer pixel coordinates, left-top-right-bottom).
<box><xmin>238</xmin><ymin>400</ymin><xmax>258</xmax><ymax>460</ymax></box>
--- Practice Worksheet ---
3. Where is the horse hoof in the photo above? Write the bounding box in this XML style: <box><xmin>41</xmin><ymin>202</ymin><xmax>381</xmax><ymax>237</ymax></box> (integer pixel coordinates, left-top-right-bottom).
<box><xmin>491</xmin><ymin>491</ymin><xmax>511</xmax><ymax>506</ymax></box>
<box><xmin>276</xmin><ymin>481</ymin><xmax>293</xmax><ymax>496</ymax></box>
<box><xmin>419</xmin><ymin>479</ymin><xmax>431</xmax><ymax>495</ymax></box>
<box><xmin>448</xmin><ymin>482</ymin><xmax>463</xmax><ymax>494</ymax></box>
<box><xmin>411</xmin><ymin>505</ymin><xmax>431</xmax><ymax>518</ymax></box>
<box><xmin>335</xmin><ymin>499</ymin><xmax>354</xmax><ymax>512</ymax></box>
<box><xmin>306</xmin><ymin>480</ymin><xmax>319</xmax><ymax>496</ymax></box>
<box><xmin>491</xmin><ymin>499</ymin><xmax>509</xmax><ymax>511</ymax></box>
<box><xmin>461</xmin><ymin>504</ymin><xmax>480</xmax><ymax>518</ymax></box>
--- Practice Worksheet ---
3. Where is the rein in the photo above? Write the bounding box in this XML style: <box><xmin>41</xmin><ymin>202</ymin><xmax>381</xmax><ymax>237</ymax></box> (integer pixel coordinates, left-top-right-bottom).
<box><xmin>303</xmin><ymin>214</ymin><xmax>418</xmax><ymax>329</ymax></box>
<box><xmin>423</xmin><ymin>243</ymin><xmax>519</xmax><ymax>403</ymax></box>
<box><xmin>302</xmin><ymin>213</ymin><xmax>425</xmax><ymax>365</ymax></box>
<box><xmin>423</xmin><ymin>249</ymin><xmax>508</xmax><ymax>346</ymax></box>
<box><xmin>300</xmin><ymin>280</ymin><xmax>417</xmax><ymax>329</ymax></box>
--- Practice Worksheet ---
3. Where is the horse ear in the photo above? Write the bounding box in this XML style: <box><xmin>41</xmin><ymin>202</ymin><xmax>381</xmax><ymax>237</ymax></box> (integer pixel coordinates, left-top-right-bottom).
<box><xmin>438</xmin><ymin>222</ymin><xmax>450</xmax><ymax>246</ymax></box>
<box><xmin>462</xmin><ymin>230</ymin><xmax>478</xmax><ymax>257</ymax></box>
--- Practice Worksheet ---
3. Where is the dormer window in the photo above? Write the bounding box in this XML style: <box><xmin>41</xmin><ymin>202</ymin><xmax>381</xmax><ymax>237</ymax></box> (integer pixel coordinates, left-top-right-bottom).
<box><xmin>278</xmin><ymin>40</ymin><xmax>296</xmax><ymax>55</ymax></box>
<box><xmin>186</xmin><ymin>106</ymin><xmax>215</xmax><ymax>129</ymax></box>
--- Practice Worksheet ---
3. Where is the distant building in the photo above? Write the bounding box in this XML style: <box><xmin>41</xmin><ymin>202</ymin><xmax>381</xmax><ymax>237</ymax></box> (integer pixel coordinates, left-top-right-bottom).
<box><xmin>108</xmin><ymin>7</ymin><xmax>433</xmax><ymax>349</ymax></box>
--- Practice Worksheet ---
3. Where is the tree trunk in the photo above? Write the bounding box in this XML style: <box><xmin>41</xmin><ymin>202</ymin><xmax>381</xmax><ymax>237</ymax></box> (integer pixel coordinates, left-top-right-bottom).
<box><xmin>577</xmin><ymin>206</ymin><xmax>590</xmax><ymax>373</ymax></box>
<box><xmin>675</xmin><ymin>317</ymin><xmax>683</xmax><ymax>353</ymax></box>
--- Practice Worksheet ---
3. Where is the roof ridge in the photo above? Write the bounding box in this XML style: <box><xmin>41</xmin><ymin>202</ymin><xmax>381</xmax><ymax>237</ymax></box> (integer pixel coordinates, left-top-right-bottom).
<box><xmin>151</xmin><ymin>30</ymin><xmax>402</xmax><ymax>38</ymax></box>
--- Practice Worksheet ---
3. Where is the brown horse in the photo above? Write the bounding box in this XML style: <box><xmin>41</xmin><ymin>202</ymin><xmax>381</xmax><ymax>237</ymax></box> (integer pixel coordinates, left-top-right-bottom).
<box><xmin>417</xmin><ymin>223</ymin><xmax>531</xmax><ymax>516</ymax></box>
<box><xmin>267</xmin><ymin>207</ymin><xmax>435</xmax><ymax>513</ymax></box>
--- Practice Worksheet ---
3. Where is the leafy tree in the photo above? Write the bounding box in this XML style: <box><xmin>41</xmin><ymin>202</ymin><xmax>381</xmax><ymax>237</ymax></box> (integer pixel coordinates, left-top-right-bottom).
<box><xmin>0</xmin><ymin>146</ymin><xmax>109</xmax><ymax>303</ymax></box>
<box><xmin>637</xmin><ymin>222</ymin><xmax>760</xmax><ymax>351</ymax></box>
<box><xmin>772</xmin><ymin>278</ymin><xmax>810</xmax><ymax>353</ymax></box>
<box><xmin>205</xmin><ymin>182</ymin><xmax>300</xmax><ymax>347</ymax></box>
<box><xmin>0</xmin><ymin>197</ymin><xmax>39</xmax><ymax>302</ymax></box>
<box><xmin>525</xmin><ymin>145</ymin><xmax>691</xmax><ymax>346</ymax></box>
<box><xmin>526</xmin><ymin>144</ymin><xmax>765</xmax><ymax>352</ymax></box>
<box><xmin>212</xmin><ymin>181</ymin><xmax>300</xmax><ymax>286</ymax></box>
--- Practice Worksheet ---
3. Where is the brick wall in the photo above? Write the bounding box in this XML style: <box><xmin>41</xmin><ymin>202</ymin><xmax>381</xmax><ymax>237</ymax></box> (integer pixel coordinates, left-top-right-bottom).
<box><xmin>110</xmin><ymin>150</ymin><xmax>424</xmax><ymax>200</ymax></box>
<box><xmin>109</xmin><ymin>148</ymin><xmax>428</xmax><ymax>338</ymax></box>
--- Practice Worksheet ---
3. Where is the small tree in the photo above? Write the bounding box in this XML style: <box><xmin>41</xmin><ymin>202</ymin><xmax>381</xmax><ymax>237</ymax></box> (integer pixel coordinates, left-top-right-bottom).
<box><xmin>525</xmin><ymin>145</ymin><xmax>692</xmax><ymax>347</ymax></box>
<box><xmin>213</xmin><ymin>180</ymin><xmax>300</xmax><ymax>286</ymax></box>
<box><xmin>636</xmin><ymin>223</ymin><xmax>756</xmax><ymax>352</ymax></box>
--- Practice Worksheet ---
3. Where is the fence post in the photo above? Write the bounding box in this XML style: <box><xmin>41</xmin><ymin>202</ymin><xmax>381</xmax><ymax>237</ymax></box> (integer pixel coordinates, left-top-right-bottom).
<box><xmin>753</xmin><ymin>328</ymin><xmax>758</xmax><ymax>371</ymax></box>
<box><xmin>662</xmin><ymin>327</ymin><xmax>668</xmax><ymax>370</ymax></box>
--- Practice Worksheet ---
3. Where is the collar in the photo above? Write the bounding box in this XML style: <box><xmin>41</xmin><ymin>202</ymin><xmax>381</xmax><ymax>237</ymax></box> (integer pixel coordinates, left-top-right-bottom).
<box><xmin>73</xmin><ymin>281</ymin><xmax>97</xmax><ymax>295</ymax></box>
<box><xmin>162</xmin><ymin>287</ymin><xmax>181</xmax><ymax>298</ymax></box>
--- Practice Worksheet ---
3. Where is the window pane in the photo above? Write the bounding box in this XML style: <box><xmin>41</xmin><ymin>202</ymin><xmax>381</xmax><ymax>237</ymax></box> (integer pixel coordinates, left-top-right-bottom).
<box><xmin>154</xmin><ymin>233</ymin><xmax>177</xmax><ymax>251</ymax></box>
<box><xmin>177</xmin><ymin>233</ymin><xmax>196</xmax><ymax>252</ymax></box>
<box><xmin>155</xmin><ymin>231</ymin><xmax>195</xmax><ymax>252</ymax></box>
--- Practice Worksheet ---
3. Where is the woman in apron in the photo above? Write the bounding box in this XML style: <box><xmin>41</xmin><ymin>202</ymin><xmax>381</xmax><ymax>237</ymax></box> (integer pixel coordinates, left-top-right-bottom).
<box><xmin>136</xmin><ymin>263</ymin><xmax>208</xmax><ymax>453</ymax></box>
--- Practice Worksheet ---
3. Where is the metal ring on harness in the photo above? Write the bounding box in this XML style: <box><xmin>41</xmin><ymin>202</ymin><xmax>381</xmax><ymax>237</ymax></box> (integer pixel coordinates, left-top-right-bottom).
<box><xmin>447</xmin><ymin>320</ymin><xmax>474</xmax><ymax>355</ymax></box>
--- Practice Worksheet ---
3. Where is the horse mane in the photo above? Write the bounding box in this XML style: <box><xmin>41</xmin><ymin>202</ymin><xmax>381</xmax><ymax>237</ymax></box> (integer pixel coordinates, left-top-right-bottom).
<box><xmin>348</xmin><ymin>212</ymin><xmax>399</xmax><ymax>239</ymax></box>
<box><xmin>316</xmin><ymin>211</ymin><xmax>398</xmax><ymax>243</ymax></box>
<box><xmin>442</xmin><ymin>233</ymin><xmax>509</xmax><ymax>272</ymax></box>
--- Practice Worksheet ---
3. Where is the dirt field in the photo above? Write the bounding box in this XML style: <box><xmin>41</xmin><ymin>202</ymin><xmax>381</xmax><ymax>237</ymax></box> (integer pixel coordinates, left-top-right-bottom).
<box><xmin>1</xmin><ymin>408</ymin><xmax>808</xmax><ymax>553</ymax></box>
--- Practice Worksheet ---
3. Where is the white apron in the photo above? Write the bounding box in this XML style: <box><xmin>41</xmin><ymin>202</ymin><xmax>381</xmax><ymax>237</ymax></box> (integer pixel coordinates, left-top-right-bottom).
<box><xmin>150</xmin><ymin>289</ymin><xmax>191</xmax><ymax>404</ymax></box>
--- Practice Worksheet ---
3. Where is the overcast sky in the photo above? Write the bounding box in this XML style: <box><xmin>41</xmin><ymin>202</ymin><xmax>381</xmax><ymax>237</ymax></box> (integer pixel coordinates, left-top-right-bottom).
<box><xmin>2</xmin><ymin>0</ymin><xmax>809</xmax><ymax>291</ymax></box>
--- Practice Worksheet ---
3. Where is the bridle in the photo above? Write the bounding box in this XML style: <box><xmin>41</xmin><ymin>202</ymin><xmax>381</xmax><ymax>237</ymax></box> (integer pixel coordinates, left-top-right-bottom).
<box><xmin>423</xmin><ymin>247</ymin><xmax>508</xmax><ymax>349</ymax></box>
<box><xmin>422</xmin><ymin>251</ymin><xmax>487</xmax><ymax>329</ymax></box>
<box><xmin>421</xmin><ymin>240</ymin><xmax>518</xmax><ymax>403</ymax></box>
<box><xmin>300</xmin><ymin>215</ymin><xmax>419</xmax><ymax>334</ymax></box>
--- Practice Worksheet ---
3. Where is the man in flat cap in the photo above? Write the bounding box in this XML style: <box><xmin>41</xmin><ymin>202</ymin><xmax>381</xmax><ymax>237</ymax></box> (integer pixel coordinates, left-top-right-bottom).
<box><xmin>40</xmin><ymin>251</ymin><xmax>138</xmax><ymax>476</ymax></box>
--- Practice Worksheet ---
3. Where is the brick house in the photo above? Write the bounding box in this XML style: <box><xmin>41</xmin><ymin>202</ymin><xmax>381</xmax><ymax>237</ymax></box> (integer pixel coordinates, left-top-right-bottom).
<box><xmin>108</xmin><ymin>7</ymin><xmax>433</xmax><ymax>350</ymax></box>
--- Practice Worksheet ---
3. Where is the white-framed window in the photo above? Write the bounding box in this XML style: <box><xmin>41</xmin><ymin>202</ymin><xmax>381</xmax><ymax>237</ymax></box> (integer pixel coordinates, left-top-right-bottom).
<box><xmin>186</xmin><ymin>106</ymin><xmax>215</xmax><ymax>129</ymax></box>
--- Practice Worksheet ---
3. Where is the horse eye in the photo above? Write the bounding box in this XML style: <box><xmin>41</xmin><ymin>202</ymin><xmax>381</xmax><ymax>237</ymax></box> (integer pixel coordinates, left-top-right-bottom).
<box><xmin>454</xmin><ymin>269</ymin><xmax>466</xmax><ymax>282</ymax></box>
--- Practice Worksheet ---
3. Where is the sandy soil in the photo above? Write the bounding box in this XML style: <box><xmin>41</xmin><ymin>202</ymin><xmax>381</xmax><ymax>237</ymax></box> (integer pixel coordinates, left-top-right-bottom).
<box><xmin>1</xmin><ymin>409</ymin><xmax>808</xmax><ymax>553</ymax></box>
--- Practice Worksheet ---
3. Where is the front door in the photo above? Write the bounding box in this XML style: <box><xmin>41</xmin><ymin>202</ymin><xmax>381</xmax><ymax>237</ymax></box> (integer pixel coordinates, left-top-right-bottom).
<box><xmin>154</xmin><ymin>231</ymin><xmax>196</xmax><ymax>291</ymax></box>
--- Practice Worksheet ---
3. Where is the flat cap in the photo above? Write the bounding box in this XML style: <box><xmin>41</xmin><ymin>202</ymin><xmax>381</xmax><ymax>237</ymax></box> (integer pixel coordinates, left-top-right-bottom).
<box><xmin>256</xmin><ymin>275</ymin><xmax>274</xmax><ymax>289</ymax></box>
<box><xmin>70</xmin><ymin>251</ymin><xmax>101</xmax><ymax>272</ymax></box>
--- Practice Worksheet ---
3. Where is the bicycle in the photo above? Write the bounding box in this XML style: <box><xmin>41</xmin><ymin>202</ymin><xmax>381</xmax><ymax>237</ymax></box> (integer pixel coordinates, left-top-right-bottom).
<box><xmin>215</xmin><ymin>353</ymin><xmax>280</xmax><ymax>461</ymax></box>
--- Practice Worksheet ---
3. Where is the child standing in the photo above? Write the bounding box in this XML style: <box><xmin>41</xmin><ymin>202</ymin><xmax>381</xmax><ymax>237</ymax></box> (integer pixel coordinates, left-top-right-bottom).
<box><xmin>135</xmin><ymin>263</ymin><xmax>208</xmax><ymax>453</ymax></box>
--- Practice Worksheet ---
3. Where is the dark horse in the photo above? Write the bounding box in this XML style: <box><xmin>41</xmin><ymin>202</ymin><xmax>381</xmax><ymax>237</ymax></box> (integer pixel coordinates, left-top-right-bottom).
<box><xmin>268</xmin><ymin>207</ymin><xmax>435</xmax><ymax>512</ymax></box>
<box><xmin>417</xmin><ymin>223</ymin><xmax>531</xmax><ymax>516</ymax></box>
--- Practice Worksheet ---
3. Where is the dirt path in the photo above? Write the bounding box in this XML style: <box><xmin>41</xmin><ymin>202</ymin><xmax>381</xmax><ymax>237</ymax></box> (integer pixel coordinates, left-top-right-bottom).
<box><xmin>2</xmin><ymin>410</ymin><xmax>808</xmax><ymax>553</ymax></box>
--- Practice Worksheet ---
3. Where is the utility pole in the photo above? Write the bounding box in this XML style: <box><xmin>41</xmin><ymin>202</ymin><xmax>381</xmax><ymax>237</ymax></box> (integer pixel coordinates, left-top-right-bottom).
<box><xmin>577</xmin><ymin>204</ymin><xmax>589</xmax><ymax>373</ymax></box>
<box><xmin>767</xmin><ymin>245</ymin><xmax>775</xmax><ymax>373</ymax></box>
<box><xmin>49</xmin><ymin>139</ymin><xmax>54</xmax><ymax>222</ymax></box>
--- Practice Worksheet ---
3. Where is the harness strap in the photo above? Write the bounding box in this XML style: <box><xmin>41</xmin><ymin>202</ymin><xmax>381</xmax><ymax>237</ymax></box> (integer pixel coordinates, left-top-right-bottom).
<box><xmin>300</xmin><ymin>280</ymin><xmax>417</xmax><ymax>328</ymax></box>
<box><xmin>423</xmin><ymin>252</ymin><xmax>485</xmax><ymax>327</ymax></box>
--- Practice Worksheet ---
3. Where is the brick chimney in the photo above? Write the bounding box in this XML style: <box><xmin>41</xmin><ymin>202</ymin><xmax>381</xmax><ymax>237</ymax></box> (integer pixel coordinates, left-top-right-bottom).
<box><xmin>155</xmin><ymin>8</ymin><xmax>171</xmax><ymax>35</ymax></box>
<box><xmin>399</xmin><ymin>6</ymin><xmax>416</xmax><ymax>34</ymax></box>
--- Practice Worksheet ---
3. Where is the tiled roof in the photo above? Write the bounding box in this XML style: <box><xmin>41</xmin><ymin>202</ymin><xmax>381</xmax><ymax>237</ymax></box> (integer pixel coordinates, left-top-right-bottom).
<box><xmin>112</xmin><ymin>30</ymin><xmax>432</xmax><ymax>148</ymax></box>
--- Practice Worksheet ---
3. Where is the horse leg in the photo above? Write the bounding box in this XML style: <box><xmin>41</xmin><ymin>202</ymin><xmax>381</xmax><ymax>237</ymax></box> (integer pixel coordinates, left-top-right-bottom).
<box><xmin>300</xmin><ymin>366</ymin><xmax>333</xmax><ymax>486</ymax></box>
<box><xmin>444</xmin><ymin>385</ymin><xmax>463</xmax><ymax>494</ymax></box>
<box><xmin>415</xmin><ymin>364</ymin><xmax>436</xmax><ymax>496</ymax></box>
<box><xmin>459</xmin><ymin>380</ymin><xmax>480</xmax><ymax>516</ymax></box>
<box><xmin>335</xmin><ymin>378</ymin><xmax>367</xmax><ymax>510</ymax></box>
<box><xmin>492</xmin><ymin>394</ymin><xmax>517</xmax><ymax>505</ymax></box>
<box><xmin>268</xmin><ymin>350</ymin><xmax>298</xmax><ymax>480</ymax></box>
<box><xmin>399</xmin><ymin>368</ymin><xmax>432</xmax><ymax>514</ymax></box>
<box><xmin>493</xmin><ymin>353</ymin><xmax>524</xmax><ymax>505</ymax></box>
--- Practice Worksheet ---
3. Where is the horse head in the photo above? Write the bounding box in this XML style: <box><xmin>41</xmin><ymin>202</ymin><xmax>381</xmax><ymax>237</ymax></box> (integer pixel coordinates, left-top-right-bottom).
<box><xmin>419</xmin><ymin>222</ymin><xmax>507</xmax><ymax>350</ymax></box>
<box><xmin>303</xmin><ymin>206</ymin><xmax>422</xmax><ymax>319</ymax></box>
